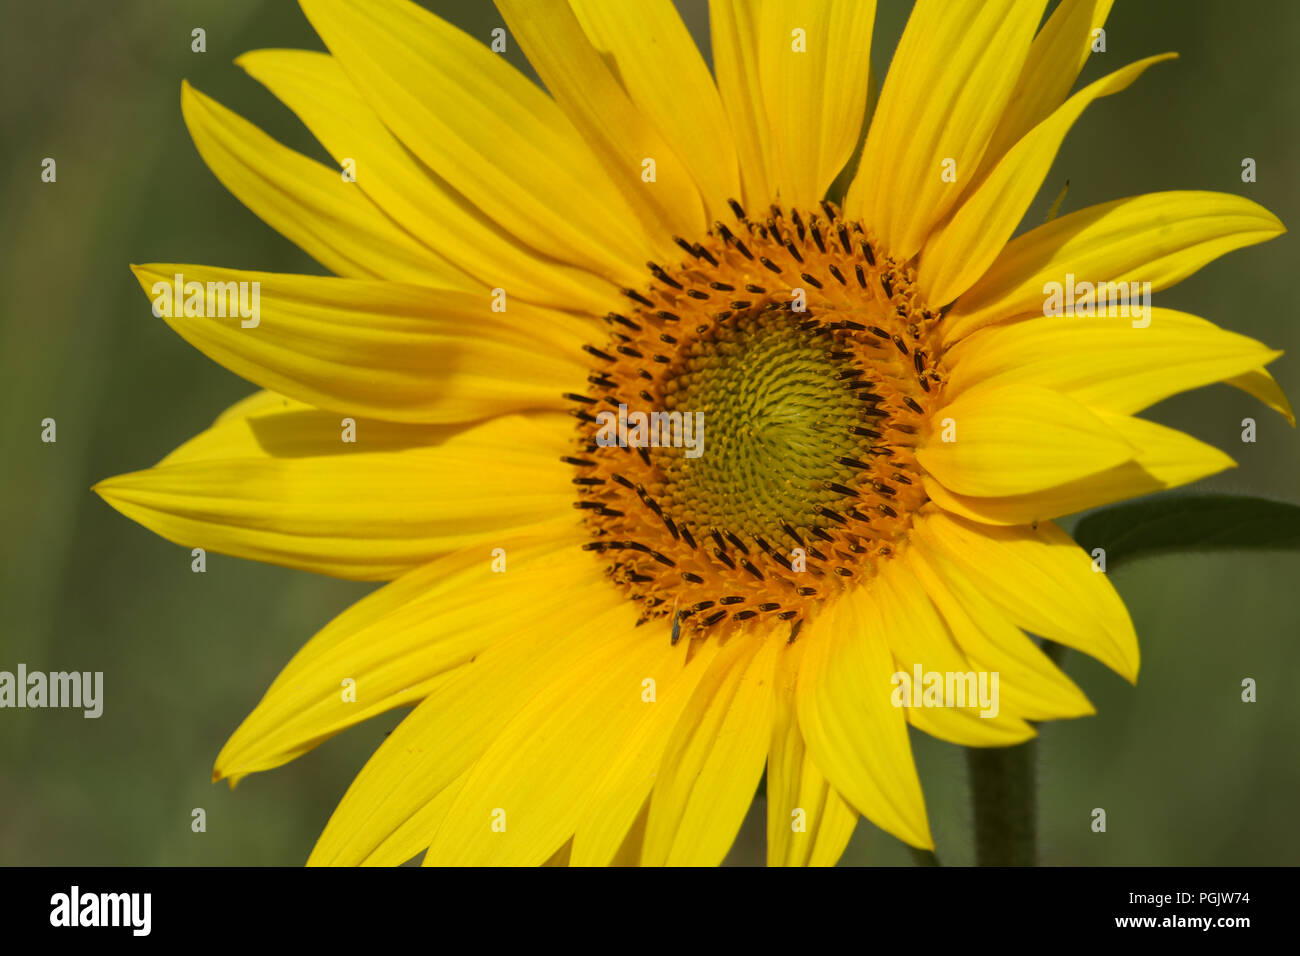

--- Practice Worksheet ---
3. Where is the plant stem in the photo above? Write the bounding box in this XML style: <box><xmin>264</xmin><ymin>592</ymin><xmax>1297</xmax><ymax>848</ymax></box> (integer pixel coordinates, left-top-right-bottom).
<box><xmin>966</xmin><ymin>740</ymin><xmax>1037</xmax><ymax>866</ymax></box>
<box><xmin>963</xmin><ymin>638</ymin><xmax>1064</xmax><ymax>866</ymax></box>
<box><xmin>908</xmin><ymin>847</ymin><xmax>941</xmax><ymax>866</ymax></box>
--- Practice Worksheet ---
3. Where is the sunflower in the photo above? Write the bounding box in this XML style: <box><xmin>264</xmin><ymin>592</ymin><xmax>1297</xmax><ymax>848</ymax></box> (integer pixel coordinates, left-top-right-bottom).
<box><xmin>96</xmin><ymin>0</ymin><xmax>1289</xmax><ymax>866</ymax></box>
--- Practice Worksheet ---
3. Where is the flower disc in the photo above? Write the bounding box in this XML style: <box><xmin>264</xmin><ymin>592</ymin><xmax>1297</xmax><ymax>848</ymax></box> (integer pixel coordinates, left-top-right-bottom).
<box><xmin>571</xmin><ymin>201</ymin><xmax>947</xmax><ymax>639</ymax></box>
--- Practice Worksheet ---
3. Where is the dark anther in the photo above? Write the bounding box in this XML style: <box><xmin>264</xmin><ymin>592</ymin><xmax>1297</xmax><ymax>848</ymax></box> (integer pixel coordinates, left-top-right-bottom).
<box><xmin>724</xmin><ymin>531</ymin><xmax>750</xmax><ymax>554</ymax></box>
<box><xmin>607</xmin><ymin>312</ymin><xmax>641</xmax><ymax>331</ymax></box>
<box><xmin>817</xmin><ymin>507</ymin><xmax>848</xmax><ymax>525</ymax></box>
<box><xmin>622</xmin><ymin>288</ymin><xmax>654</xmax><ymax>307</ymax></box>
<box><xmin>673</xmin><ymin>236</ymin><xmax>701</xmax><ymax>258</ymax></box>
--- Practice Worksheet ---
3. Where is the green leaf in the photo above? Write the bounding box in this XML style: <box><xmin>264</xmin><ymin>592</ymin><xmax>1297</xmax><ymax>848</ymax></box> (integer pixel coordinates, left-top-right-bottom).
<box><xmin>1072</xmin><ymin>494</ymin><xmax>1300</xmax><ymax>567</ymax></box>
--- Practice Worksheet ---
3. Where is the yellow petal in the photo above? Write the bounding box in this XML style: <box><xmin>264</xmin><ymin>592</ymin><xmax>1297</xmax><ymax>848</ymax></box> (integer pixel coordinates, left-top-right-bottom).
<box><xmin>180</xmin><ymin>81</ymin><xmax>474</xmax><ymax>287</ymax></box>
<box><xmin>755</xmin><ymin>0</ymin><xmax>877</xmax><ymax>210</ymax></box>
<box><xmin>844</xmin><ymin>0</ymin><xmax>1046</xmax><ymax>260</ymax></box>
<box><xmin>924</xmin><ymin>412</ymin><xmax>1235</xmax><ymax>526</ymax></box>
<box><xmin>944</xmin><ymin>308</ymin><xmax>1281</xmax><ymax>416</ymax></box>
<box><xmin>795</xmin><ymin>585</ymin><xmax>932</xmax><ymax>849</ymax></box>
<box><xmin>569</xmin><ymin>0</ymin><xmax>742</xmax><ymax>223</ymax></box>
<box><xmin>642</xmin><ymin>631</ymin><xmax>780</xmax><ymax>865</ymax></box>
<box><xmin>980</xmin><ymin>0</ymin><xmax>1117</xmax><ymax>170</ymax></box>
<box><xmin>766</xmin><ymin>638</ymin><xmax>858</xmax><ymax>866</ymax></box>
<box><xmin>807</xmin><ymin>784</ymin><xmax>858</xmax><ymax>866</ymax></box>
<box><xmin>160</xmin><ymin>391</ymin><xmax>456</xmax><ymax>466</ymax></box>
<box><xmin>236</xmin><ymin>49</ymin><xmax>620</xmax><ymax>314</ymax></box>
<box><xmin>874</xmin><ymin>561</ymin><xmax>1037</xmax><ymax>745</ymax></box>
<box><xmin>94</xmin><ymin>413</ymin><xmax>575</xmax><ymax>580</ymax></box>
<box><xmin>424</xmin><ymin>621</ymin><xmax>678</xmax><ymax>865</ymax></box>
<box><xmin>131</xmin><ymin>263</ymin><xmax>589</xmax><ymax>425</ymax></box>
<box><xmin>921</xmin><ymin>54</ymin><xmax>1175</xmax><ymax>306</ymax></box>
<box><xmin>904</xmin><ymin>544</ymin><xmax>1095</xmax><ymax>722</ymax></box>
<box><xmin>211</xmin><ymin>389</ymin><xmax>297</xmax><ymax>425</ymax></box>
<box><xmin>913</xmin><ymin>511</ymin><xmax>1139</xmax><ymax>682</ymax></box>
<box><xmin>710</xmin><ymin>0</ymin><xmax>774</xmax><ymax>208</ymax></box>
<box><xmin>570</xmin><ymin>638</ymin><xmax>722</xmax><ymax>867</ymax></box>
<box><xmin>309</xmin><ymin>596</ymin><xmax>639</xmax><ymax>866</ymax></box>
<box><xmin>298</xmin><ymin>0</ymin><xmax>650</xmax><ymax>283</ymax></box>
<box><xmin>215</xmin><ymin>531</ymin><xmax>591</xmax><ymax>783</ymax></box>
<box><xmin>607</xmin><ymin>802</ymin><xmax>651</xmax><ymax>868</ymax></box>
<box><xmin>1226</xmin><ymin>368</ymin><xmax>1296</xmax><ymax>425</ymax></box>
<box><xmin>497</xmin><ymin>0</ymin><xmax>706</xmax><ymax>246</ymax></box>
<box><xmin>947</xmin><ymin>191</ymin><xmax>1286</xmax><ymax>340</ymax></box>
<box><xmin>916</xmin><ymin>382</ymin><xmax>1135</xmax><ymax>497</ymax></box>
<box><xmin>542</xmin><ymin>841</ymin><xmax>572</xmax><ymax>868</ymax></box>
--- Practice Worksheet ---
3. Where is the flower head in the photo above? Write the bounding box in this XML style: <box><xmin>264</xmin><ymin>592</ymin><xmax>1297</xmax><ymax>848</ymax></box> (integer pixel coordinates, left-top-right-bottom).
<box><xmin>97</xmin><ymin>0</ymin><xmax>1288</xmax><ymax>866</ymax></box>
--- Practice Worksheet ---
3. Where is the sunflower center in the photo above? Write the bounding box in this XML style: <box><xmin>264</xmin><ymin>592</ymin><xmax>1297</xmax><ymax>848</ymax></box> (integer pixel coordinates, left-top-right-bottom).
<box><xmin>656</xmin><ymin>312</ymin><xmax>868</xmax><ymax>540</ymax></box>
<box><xmin>567</xmin><ymin>200</ymin><xmax>948</xmax><ymax>642</ymax></box>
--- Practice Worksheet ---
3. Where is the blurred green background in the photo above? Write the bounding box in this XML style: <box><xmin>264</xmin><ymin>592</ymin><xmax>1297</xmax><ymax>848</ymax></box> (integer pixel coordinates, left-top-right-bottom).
<box><xmin>1</xmin><ymin>0</ymin><xmax>1296</xmax><ymax>866</ymax></box>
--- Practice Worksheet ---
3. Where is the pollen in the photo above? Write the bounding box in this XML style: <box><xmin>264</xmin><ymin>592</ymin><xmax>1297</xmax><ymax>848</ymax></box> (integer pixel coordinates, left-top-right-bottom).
<box><xmin>567</xmin><ymin>200</ymin><xmax>948</xmax><ymax>642</ymax></box>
